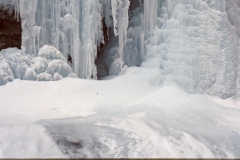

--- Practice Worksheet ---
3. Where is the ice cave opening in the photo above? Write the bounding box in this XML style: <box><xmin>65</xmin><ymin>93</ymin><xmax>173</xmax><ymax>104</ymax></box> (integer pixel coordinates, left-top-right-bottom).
<box><xmin>96</xmin><ymin>18</ymin><xmax>112</xmax><ymax>80</ymax></box>
<box><xmin>96</xmin><ymin>0</ymin><xmax>142</xmax><ymax>80</ymax></box>
<box><xmin>0</xmin><ymin>6</ymin><xmax>21</xmax><ymax>51</ymax></box>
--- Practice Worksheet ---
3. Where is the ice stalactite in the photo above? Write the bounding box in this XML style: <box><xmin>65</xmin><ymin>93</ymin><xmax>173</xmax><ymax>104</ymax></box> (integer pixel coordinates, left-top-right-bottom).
<box><xmin>143</xmin><ymin>0</ymin><xmax>158</xmax><ymax>37</ymax></box>
<box><xmin>100</xmin><ymin>0</ymin><xmax>113</xmax><ymax>40</ymax></box>
<box><xmin>111</xmin><ymin>0</ymin><xmax>130</xmax><ymax>71</ymax></box>
<box><xmin>1</xmin><ymin>0</ymin><xmax>240</xmax><ymax>99</ymax></box>
<box><xmin>122</xmin><ymin>0</ymin><xmax>144</xmax><ymax>67</ymax></box>
<box><xmin>3</xmin><ymin>0</ymin><xmax>106</xmax><ymax>79</ymax></box>
<box><xmin>19</xmin><ymin>0</ymin><xmax>38</xmax><ymax>56</ymax></box>
<box><xmin>1</xmin><ymin>0</ymin><xmax>142</xmax><ymax>79</ymax></box>
<box><xmin>79</xmin><ymin>0</ymin><xmax>103</xmax><ymax>79</ymax></box>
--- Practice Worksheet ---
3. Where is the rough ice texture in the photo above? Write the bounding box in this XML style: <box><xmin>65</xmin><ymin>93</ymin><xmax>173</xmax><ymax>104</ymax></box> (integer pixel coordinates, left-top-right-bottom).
<box><xmin>38</xmin><ymin>45</ymin><xmax>67</xmax><ymax>62</ymax></box>
<box><xmin>0</xmin><ymin>58</ymin><xmax>14</xmax><ymax>85</ymax></box>
<box><xmin>1</xmin><ymin>0</ymin><xmax>240</xmax><ymax>98</ymax></box>
<box><xmin>139</xmin><ymin>0</ymin><xmax>240</xmax><ymax>99</ymax></box>
<box><xmin>0</xmin><ymin>46</ymin><xmax>73</xmax><ymax>85</ymax></box>
<box><xmin>46</xmin><ymin>60</ymin><xmax>72</xmax><ymax>78</ymax></box>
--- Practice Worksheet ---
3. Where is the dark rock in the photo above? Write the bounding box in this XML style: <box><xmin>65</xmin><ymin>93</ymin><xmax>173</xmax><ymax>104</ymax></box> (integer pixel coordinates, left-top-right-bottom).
<box><xmin>0</xmin><ymin>7</ymin><xmax>21</xmax><ymax>51</ymax></box>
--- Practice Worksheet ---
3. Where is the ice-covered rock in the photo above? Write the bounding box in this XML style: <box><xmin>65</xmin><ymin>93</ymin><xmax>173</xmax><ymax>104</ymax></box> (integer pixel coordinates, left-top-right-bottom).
<box><xmin>53</xmin><ymin>73</ymin><xmax>63</xmax><ymax>81</ymax></box>
<box><xmin>0</xmin><ymin>59</ymin><xmax>14</xmax><ymax>85</ymax></box>
<box><xmin>109</xmin><ymin>58</ymin><xmax>123</xmax><ymax>76</ymax></box>
<box><xmin>0</xmin><ymin>46</ymin><xmax>74</xmax><ymax>85</ymax></box>
<box><xmin>37</xmin><ymin>73</ymin><xmax>52</xmax><ymax>81</ymax></box>
<box><xmin>30</xmin><ymin>57</ymin><xmax>49</xmax><ymax>74</ymax></box>
<box><xmin>46</xmin><ymin>60</ymin><xmax>73</xmax><ymax>78</ymax></box>
<box><xmin>38</xmin><ymin>45</ymin><xmax>67</xmax><ymax>62</ymax></box>
<box><xmin>0</xmin><ymin>48</ymin><xmax>31</xmax><ymax>79</ymax></box>
<box><xmin>24</xmin><ymin>67</ymin><xmax>37</xmax><ymax>81</ymax></box>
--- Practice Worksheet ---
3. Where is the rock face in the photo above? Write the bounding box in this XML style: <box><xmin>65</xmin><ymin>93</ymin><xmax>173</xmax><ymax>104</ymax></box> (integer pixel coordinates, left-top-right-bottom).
<box><xmin>0</xmin><ymin>7</ymin><xmax>21</xmax><ymax>51</ymax></box>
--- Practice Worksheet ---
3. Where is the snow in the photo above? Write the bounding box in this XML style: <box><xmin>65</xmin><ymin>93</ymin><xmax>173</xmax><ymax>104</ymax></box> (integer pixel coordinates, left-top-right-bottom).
<box><xmin>0</xmin><ymin>0</ymin><xmax>240</xmax><ymax>158</ymax></box>
<box><xmin>46</xmin><ymin>60</ymin><xmax>72</xmax><ymax>78</ymax></box>
<box><xmin>0</xmin><ymin>60</ymin><xmax>14</xmax><ymax>85</ymax></box>
<box><xmin>38</xmin><ymin>45</ymin><xmax>67</xmax><ymax>62</ymax></box>
<box><xmin>0</xmin><ymin>68</ymin><xmax>239</xmax><ymax>158</ymax></box>
<box><xmin>1</xmin><ymin>0</ymin><xmax>238</xmax><ymax>98</ymax></box>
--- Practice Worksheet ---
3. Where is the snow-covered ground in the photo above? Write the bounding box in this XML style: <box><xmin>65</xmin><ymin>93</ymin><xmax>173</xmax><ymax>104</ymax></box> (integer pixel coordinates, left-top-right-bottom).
<box><xmin>0</xmin><ymin>67</ymin><xmax>239</xmax><ymax>158</ymax></box>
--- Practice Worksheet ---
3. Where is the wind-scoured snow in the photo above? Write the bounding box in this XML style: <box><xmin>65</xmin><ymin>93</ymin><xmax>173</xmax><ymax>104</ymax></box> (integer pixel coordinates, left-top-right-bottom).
<box><xmin>0</xmin><ymin>68</ymin><xmax>240</xmax><ymax>158</ymax></box>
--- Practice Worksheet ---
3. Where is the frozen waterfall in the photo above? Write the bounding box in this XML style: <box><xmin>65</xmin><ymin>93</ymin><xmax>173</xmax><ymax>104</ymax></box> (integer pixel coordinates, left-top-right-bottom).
<box><xmin>0</xmin><ymin>0</ymin><xmax>240</xmax><ymax>98</ymax></box>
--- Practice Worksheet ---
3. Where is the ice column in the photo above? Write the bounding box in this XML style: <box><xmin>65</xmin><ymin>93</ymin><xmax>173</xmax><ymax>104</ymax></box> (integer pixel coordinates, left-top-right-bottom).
<box><xmin>80</xmin><ymin>0</ymin><xmax>103</xmax><ymax>79</ymax></box>
<box><xmin>111</xmin><ymin>0</ymin><xmax>130</xmax><ymax>68</ymax></box>
<box><xmin>19</xmin><ymin>0</ymin><xmax>38</xmax><ymax>56</ymax></box>
<box><xmin>143</xmin><ymin>0</ymin><xmax>158</xmax><ymax>37</ymax></box>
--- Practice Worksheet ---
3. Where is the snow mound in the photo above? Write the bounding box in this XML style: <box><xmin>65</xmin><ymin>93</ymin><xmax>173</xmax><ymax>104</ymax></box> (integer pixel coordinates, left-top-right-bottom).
<box><xmin>0</xmin><ymin>47</ymin><xmax>73</xmax><ymax>85</ymax></box>
<box><xmin>47</xmin><ymin>60</ymin><xmax>73</xmax><ymax>78</ymax></box>
<box><xmin>67</xmin><ymin>73</ymin><xmax>79</xmax><ymax>79</ymax></box>
<box><xmin>30</xmin><ymin>57</ymin><xmax>49</xmax><ymax>74</ymax></box>
<box><xmin>0</xmin><ymin>59</ymin><xmax>14</xmax><ymax>85</ymax></box>
<box><xmin>54</xmin><ymin>73</ymin><xmax>63</xmax><ymax>81</ymax></box>
<box><xmin>24</xmin><ymin>67</ymin><xmax>37</xmax><ymax>81</ymax></box>
<box><xmin>0</xmin><ymin>48</ymin><xmax>32</xmax><ymax>79</ymax></box>
<box><xmin>38</xmin><ymin>45</ymin><xmax>67</xmax><ymax>62</ymax></box>
<box><xmin>37</xmin><ymin>73</ymin><xmax>52</xmax><ymax>81</ymax></box>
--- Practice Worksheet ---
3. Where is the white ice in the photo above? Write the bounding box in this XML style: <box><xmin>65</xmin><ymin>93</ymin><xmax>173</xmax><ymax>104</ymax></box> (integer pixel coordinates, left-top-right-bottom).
<box><xmin>0</xmin><ymin>46</ymin><xmax>73</xmax><ymax>84</ymax></box>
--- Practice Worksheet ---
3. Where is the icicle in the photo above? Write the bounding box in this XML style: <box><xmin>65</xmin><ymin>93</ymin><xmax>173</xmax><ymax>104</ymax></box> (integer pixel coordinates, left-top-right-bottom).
<box><xmin>144</xmin><ymin>0</ymin><xmax>158</xmax><ymax>37</ymax></box>
<box><xmin>19</xmin><ymin>0</ymin><xmax>38</xmax><ymax>55</ymax></box>
<box><xmin>111</xmin><ymin>0</ymin><xmax>130</xmax><ymax>69</ymax></box>
<box><xmin>111</xmin><ymin>0</ymin><xmax>119</xmax><ymax>36</ymax></box>
<box><xmin>167</xmin><ymin>0</ymin><xmax>173</xmax><ymax>17</ymax></box>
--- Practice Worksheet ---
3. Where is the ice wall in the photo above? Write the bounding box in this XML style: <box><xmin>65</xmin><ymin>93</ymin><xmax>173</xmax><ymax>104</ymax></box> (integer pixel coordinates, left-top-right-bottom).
<box><xmin>1</xmin><ymin>0</ymin><xmax>240</xmax><ymax>98</ymax></box>
<box><xmin>1</xmin><ymin>0</ymin><xmax>110</xmax><ymax>79</ymax></box>
<box><xmin>1</xmin><ymin>0</ymin><xmax>133</xmax><ymax>80</ymax></box>
<box><xmin>142</xmin><ymin>0</ymin><xmax>240</xmax><ymax>98</ymax></box>
<box><xmin>20</xmin><ymin>0</ymin><xmax>103</xmax><ymax>80</ymax></box>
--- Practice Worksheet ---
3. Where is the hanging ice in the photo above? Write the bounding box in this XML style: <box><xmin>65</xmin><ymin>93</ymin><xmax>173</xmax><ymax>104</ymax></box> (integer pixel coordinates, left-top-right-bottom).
<box><xmin>0</xmin><ymin>0</ymin><xmax>240</xmax><ymax>99</ymax></box>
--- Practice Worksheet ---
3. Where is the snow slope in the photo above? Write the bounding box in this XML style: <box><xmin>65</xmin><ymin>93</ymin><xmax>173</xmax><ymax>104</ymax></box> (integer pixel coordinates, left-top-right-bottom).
<box><xmin>0</xmin><ymin>67</ymin><xmax>240</xmax><ymax>158</ymax></box>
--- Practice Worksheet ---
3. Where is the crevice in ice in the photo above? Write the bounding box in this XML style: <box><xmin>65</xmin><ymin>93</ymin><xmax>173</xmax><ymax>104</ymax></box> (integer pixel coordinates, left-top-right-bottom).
<box><xmin>96</xmin><ymin>18</ymin><xmax>114</xmax><ymax>80</ymax></box>
<box><xmin>96</xmin><ymin>0</ymin><xmax>143</xmax><ymax>80</ymax></box>
<box><xmin>97</xmin><ymin>18</ymin><xmax>109</xmax><ymax>59</ymax></box>
<box><xmin>0</xmin><ymin>6</ymin><xmax>21</xmax><ymax>51</ymax></box>
<box><xmin>67</xmin><ymin>54</ymin><xmax>73</xmax><ymax>64</ymax></box>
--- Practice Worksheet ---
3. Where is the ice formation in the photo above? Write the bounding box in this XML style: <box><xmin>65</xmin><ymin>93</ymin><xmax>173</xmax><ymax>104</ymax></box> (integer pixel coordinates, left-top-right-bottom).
<box><xmin>0</xmin><ymin>0</ymin><xmax>240</xmax><ymax>98</ymax></box>
<box><xmin>0</xmin><ymin>46</ymin><xmax>73</xmax><ymax>84</ymax></box>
